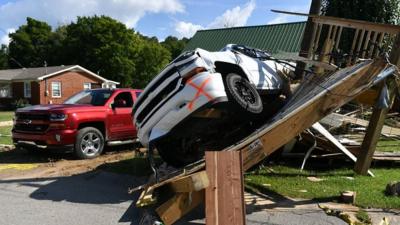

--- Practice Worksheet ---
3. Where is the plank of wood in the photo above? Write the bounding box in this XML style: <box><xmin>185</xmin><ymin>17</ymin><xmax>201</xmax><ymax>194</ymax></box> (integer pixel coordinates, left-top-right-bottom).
<box><xmin>295</xmin><ymin>0</ymin><xmax>321</xmax><ymax>78</ymax></box>
<box><xmin>205</xmin><ymin>151</ymin><xmax>245</xmax><ymax>225</ymax></box>
<box><xmin>271</xmin><ymin>10</ymin><xmax>400</xmax><ymax>35</ymax></box>
<box><xmin>156</xmin><ymin>190</ymin><xmax>204</xmax><ymax>225</ymax></box>
<box><xmin>312</xmin><ymin>122</ymin><xmax>374</xmax><ymax>176</ymax></box>
<box><xmin>354</xmin><ymin>88</ymin><xmax>380</xmax><ymax>106</ymax></box>
<box><xmin>355</xmin><ymin>106</ymin><xmax>390</xmax><ymax>174</ymax></box>
<box><xmin>320</xmin><ymin>113</ymin><xmax>400</xmax><ymax>137</ymax></box>
<box><xmin>355</xmin><ymin>79</ymin><xmax>397</xmax><ymax>175</ymax></box>
<box><xmin>168</xmin><ymin>170</ymin><xmax>209</xmax><ymax>193</ymax></box>
<box><xmin>136</xmin><ymin>187</ymin><xmax>156</xmax><ymax>207</ymax></box>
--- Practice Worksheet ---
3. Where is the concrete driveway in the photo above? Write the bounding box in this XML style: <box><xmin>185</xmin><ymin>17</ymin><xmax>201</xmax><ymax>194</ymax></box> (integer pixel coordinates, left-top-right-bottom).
<box><xmin>0</xmin><ymin>169</ymin><xmax>348</xmax><ymax>225</ymax></box>
<box><xmin>0</xmin><ymin>171</ymin><xmax>146</xmax><ymax>225</ymax></box>
<box><xmin>0</xmin><ymin>147</ymin><xmax>349</xmax><ymax>225</ymax></box>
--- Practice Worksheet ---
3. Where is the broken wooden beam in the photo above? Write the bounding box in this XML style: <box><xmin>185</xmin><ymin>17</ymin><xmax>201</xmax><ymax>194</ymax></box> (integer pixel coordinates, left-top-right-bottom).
<box><xmin>168</xmin><ymin>170</ymin><xmax>209</xmax><ymax>193</ymax></box>
<box><xmin>320</xmin><ymin>113</ymin><xmax>400</xmax><ymax>137</ymax></box>
<box><xmin>205</xmin><ymin>151</ymin><xmax>246</xmax><ymax>225</ymax></box>
<box><xmin>355</xmin><ymin>80</ymin><xmax>397</xmax><ymax>175</ymax></box>
<box><xmin>156</xmin><ymin>190</ymin><xmax>204</xmax><ymax>225</ymax></box>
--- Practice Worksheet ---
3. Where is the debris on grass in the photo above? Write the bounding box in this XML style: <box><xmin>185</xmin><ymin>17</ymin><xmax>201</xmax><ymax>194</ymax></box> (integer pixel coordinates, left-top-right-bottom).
<box><xmin>341</xmin><ymin>191</ymin><xmax>356</xmax><ymax>204</ymax></box>
<box><xmin>307</xmin><ymin>176</ymin><xmax>324</xmax><ymax>182</ymax></box>
<box><xmin>385</xmin><ymin>181</ymin><xmax>400</xmax><ymax>196</ymax></box>
<box><xmin>355</xmin><ymin>209</ymin><xmax>372</xmax><ymax>225</ymax></box>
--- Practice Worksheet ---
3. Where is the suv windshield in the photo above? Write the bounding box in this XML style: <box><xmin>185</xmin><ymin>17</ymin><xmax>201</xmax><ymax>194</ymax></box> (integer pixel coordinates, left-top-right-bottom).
<box><xmin>64</xmin><ymin>89</ymin><xmax>113</xmax><ymax>106</ymax></box>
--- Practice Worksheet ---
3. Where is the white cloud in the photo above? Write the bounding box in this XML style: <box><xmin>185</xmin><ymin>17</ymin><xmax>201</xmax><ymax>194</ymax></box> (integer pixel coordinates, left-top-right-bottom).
<box><xmin>0</xmin><ymin>28</ymin><xmax>15</xmax><ymax>45</ymax></box>
<box><xmin>267</xmin><ymin>15</ymin><xmax>289</xmax><ymax>25</ymax></box>
<box><xmin>0</xmin><ymin>0</ymin><xmax>185</xmax><ymax>44</ymax></box>
<box><xmin>175</xmin><ymin>21</ymin><xmax>204</xmax><ymax>38</ymax></box>
<box><xmin>208</xmin><ymin>0</ymin><xmax>255</xmax><ymax>28</ymax></box>
<box><xmin>175</xmin><ymin>0</ymin><xmax>256</xmax><ymax>38</ymax></box>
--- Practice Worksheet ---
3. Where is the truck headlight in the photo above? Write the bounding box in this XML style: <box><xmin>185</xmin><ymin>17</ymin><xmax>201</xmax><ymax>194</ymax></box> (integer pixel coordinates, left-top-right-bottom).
<box><xmin>50</xmin><ymin>113</ymin><xmax>68</xmax><ymax>121</ymax></box>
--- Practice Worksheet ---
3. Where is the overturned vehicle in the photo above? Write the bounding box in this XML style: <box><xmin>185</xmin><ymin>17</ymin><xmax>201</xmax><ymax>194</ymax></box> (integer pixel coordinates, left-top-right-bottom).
<box><xmin>133</xmin><ymin>44</ymin><xmax>293</xmax><ymax>167</ymax></box>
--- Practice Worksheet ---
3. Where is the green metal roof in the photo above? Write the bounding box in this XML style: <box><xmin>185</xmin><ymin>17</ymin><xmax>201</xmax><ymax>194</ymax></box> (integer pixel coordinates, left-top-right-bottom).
<box><xmin>184</xmin><ymin>21</ymin><xmax>306</xmax><ymax>54</ymax></box>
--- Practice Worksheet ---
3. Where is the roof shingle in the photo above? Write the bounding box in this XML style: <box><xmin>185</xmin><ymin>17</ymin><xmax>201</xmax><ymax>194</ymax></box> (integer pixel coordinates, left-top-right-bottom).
<box><xmin>0</xmin><ymin>65</ymin><xmax>76</xmax><ymax>81</ymax></box>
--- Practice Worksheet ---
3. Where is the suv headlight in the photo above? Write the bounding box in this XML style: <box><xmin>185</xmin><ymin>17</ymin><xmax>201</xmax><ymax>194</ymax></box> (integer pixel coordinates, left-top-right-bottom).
<box><xmin>50</xmin><ymin>113</ymin><xmax>68</xmax><ymax>121</ymax></box>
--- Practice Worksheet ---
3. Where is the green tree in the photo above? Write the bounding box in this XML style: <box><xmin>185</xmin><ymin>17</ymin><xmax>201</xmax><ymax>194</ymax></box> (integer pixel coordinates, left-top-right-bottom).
<box><xmin>161</xmin><ymin>36</ymin><xmax>189</xmax><ymax>59</ymax></box>
<box><xmin>46</xmin><ymin>25</ymin><xmax>67</xmax><ymax>66</ymax></box>
<box><xmin>61</xmin><ymin>16</ymin><xmax>141</xmax><ymax>87</ymax></box>
<box><xmin>134</xmin><ymin>40</ymin><xmax>171</xmax><ymax>88</ymax></box>
<box><xmin>322</xmin><ymin>0</ymin><xmax>400</xmax><ymax>24</ymax></box>
<box><xmin>0</xmin><ymin>45</ymin><xmax>8</xmax><ymax>69</ymax></box>
<box><xmin>321</xmin><ymin>0</ymin><xmax>400</xmax><ymax>52</ymax></box>
<box><xmin>8</xmin><ymin>17</ymin><xmax>53</xmax><ymax>68</ymax></box>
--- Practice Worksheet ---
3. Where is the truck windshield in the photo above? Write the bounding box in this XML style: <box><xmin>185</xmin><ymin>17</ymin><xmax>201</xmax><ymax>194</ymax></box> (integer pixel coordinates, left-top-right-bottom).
<box><xmin>64</xmin><ymin>89</ymin><xmax>113</xmax><ymax>106</ymax></box>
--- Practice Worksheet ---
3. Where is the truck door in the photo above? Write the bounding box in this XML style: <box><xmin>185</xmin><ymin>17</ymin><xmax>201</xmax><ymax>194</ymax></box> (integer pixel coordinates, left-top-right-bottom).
<box><xmin>108</xmin><ymin>91</ymin><xmax>136</xmax><ymax>140</ymax></box>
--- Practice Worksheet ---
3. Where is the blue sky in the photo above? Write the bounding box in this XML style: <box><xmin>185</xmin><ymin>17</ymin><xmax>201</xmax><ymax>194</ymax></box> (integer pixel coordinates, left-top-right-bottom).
<box><xmin>0</xmin><ymin>0</ymin><xmax>311</xmax><ymax>44</ymax></box>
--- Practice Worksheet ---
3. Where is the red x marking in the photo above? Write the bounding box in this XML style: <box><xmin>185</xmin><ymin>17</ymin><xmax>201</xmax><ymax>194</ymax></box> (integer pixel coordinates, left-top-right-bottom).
<box><xmin>186</xmin><ymin>76</ymin><xmax>213</xmax><ymax>111</ymax></box>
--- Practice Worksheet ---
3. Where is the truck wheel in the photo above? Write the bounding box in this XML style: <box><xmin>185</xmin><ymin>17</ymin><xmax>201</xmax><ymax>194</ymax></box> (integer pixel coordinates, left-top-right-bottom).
<box><xmin>74</xmin><ymin>127</ymin><xmax>104</xmax><ymax>159</ymax></box>
<box><xmin>225</xmin><ymin>73</ymin><xmax>263</xmax><ymax>114</ymax></box>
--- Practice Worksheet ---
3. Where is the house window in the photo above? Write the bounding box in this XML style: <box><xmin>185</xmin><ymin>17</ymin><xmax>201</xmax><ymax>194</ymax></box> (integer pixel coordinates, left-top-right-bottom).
<box><xmin>24</xmin><ymin>82</ymin><xmax>31</xmax><ymax>98</ymax></box>
<box><xmin>0</xmin><ymin>83</ymin><xmax>12</xmax><ymax>98</ymax></box>
<box><xmin>51</xmin><ymin>81</ymin><xmax>61</xmax><ymax>98</ymax></box>
<box><xmin>83</xmin><ymin>82</ymin><xmax>91</xmax><ymax>90</ymax></box>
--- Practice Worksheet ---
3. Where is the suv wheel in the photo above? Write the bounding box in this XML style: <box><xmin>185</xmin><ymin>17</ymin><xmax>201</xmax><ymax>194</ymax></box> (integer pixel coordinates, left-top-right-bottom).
<box><xmin>74</xmin><ymin>127</ymin><xmax>104</xmax><ymax>159</ymax></box>
<box><xmin>225</xmin><ymin>73</ymin><xmax>263</xmax><ymax>114</ymax></box>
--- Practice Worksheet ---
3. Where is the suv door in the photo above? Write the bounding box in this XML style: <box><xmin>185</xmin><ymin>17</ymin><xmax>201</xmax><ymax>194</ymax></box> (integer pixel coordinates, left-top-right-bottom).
<box><xmin>108</xmin><ymin>91</ymin><xmax>137</xmax><ymax>140</ymax></box>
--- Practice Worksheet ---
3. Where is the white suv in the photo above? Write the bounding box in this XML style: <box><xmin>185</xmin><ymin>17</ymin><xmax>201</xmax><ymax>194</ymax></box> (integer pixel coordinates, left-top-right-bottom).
<box><xmin>133</xmin><ymin>44</ymin><xmax>291</xmax><ymax>167</ymax></box>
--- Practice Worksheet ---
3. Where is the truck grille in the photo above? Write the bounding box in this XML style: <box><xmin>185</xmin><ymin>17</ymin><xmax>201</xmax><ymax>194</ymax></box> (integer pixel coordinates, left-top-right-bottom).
<box><xmin>17</xmin><ymin>113</ymin><xmax>49</xmax><ymax>121</ymax></box>
<box><xmin>135</xmin><ymin>67</ymin><xmax>178</xmax><ymax>111</ymax></box>
<box><xmin>15</xmin><ymin>113</ymin><xmax>50</xmax><ymax>133</ymax></box>
<box><xmin>14</xmin><ymin>124</ymin><xmax>49</xmax><ymax>133</ymax></box>
<box><xmin>136</xmin><ymin>76</ymin><xmax>181</xmax><ymax>125</ymax></box>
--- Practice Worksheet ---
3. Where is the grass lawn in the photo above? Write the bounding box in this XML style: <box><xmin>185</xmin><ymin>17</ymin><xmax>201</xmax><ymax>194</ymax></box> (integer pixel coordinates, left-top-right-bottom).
<box><xmin>0</xmin><ymin>111</ymin><xmax>14</xmax><ymax>122</ymax></box>
<box><xmin>377</xmin><ymin>138</ymin><xmax>400</xmax><ymax>152</ymax></box>
<box><xmin>245</xmin><ymin>164</ymin><xmax>400</xmax><ymax>209</ymax></box>
<box><xmin>0</xmin><ymin>126</ymin><xmax>12</xmax><ymax>145</ymax></box>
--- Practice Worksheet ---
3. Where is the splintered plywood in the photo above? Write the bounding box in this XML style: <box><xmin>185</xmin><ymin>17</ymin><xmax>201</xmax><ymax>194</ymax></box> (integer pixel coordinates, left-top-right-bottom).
<box><xmin>156</xmin><ymin>190</ymin><xmax>204</xmax><ymax>225</ymax></box>
<box><xmin>205</xmin><ymin>151</ymin><xmax>245</xmax><ymax>225</ymax></box>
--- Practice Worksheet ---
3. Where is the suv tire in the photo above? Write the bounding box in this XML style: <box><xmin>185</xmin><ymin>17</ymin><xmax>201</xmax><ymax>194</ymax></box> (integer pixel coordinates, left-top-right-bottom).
<box><xmin>225</xmin><ymin>73</ymin><xmax>263</xmax><ymax>114</ymax></box>
<box><xmin>74</xmin><ymin>127</ymin><xmax>104</xmax><ymax>159</ymax></box>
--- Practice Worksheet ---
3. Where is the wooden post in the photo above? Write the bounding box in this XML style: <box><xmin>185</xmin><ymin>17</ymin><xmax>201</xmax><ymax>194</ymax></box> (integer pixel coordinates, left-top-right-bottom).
<box><xmin>354</xmin><ymin>32</ymin><xmax>400</xmax><ymax>175</ymax></box>
<box><xmin>294</xmin><ymin>0</ymin><xmax>321</xmax><ymax>79</ymax></box>
<box><xmin>205</xmin><ymin>151</ymin><xmax>246</xmax><ymax>225</ymax></box>
<box><xmin>354</xmin><ymin>82</ymin><xmax>391</xmax><ymax>175</ymax></box>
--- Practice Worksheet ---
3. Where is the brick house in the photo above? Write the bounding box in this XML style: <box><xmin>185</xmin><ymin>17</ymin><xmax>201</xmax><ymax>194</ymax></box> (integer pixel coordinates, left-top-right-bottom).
<box><xmin>0</xmin><ymin>65</ymin><xmax>119</xmax><ymax>106</ymax></box>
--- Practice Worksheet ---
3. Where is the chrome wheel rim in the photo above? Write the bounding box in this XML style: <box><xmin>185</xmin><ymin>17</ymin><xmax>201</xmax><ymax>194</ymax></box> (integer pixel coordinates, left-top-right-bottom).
<box><xmin>234</xmin><ymin>80</ymin><xmax>256</xmax><ymax>104</ymax></box>
<box><xmin>80</xmin><ymin>132</ymin><xmax>101</xmax><ymax>156</ymax></box>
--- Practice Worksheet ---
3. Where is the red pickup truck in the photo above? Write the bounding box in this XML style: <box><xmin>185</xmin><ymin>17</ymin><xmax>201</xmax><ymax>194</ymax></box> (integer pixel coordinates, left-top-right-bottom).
<box><xmin>12</xmin><ymin>88</ymin><xmax>142</xmax><ymax>159</ymax></box>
